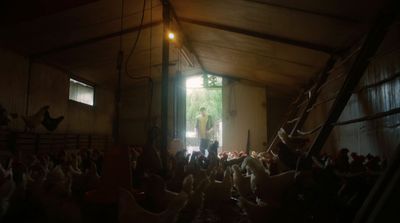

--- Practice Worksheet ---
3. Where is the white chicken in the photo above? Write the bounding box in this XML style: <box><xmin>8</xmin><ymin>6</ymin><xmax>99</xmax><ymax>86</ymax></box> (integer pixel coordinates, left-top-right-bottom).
<box><xmin>243</xmin><ymin>157</ymin><xmax>297</xmax><ymax>207</ymax></box>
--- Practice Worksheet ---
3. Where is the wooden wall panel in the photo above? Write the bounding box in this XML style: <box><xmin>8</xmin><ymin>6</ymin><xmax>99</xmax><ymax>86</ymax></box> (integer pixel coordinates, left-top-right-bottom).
<box><xmin>222</xmin><ymin>81</ymin><xmax>267</xmax><ymax>152</ymax></box>
<box><xmin>0</xmin><ymin>48</ymin><xmax>114</xmax><ymax>136</ymax></box>
<box><xmin>266</xmin><ymin>94</ymin><xmax>292</xmax><ymax>144</ymax></box>
<box><xmin>118</xmin><ymin>80</ymin><xmax>175</xmax><ymax>146</ymax></box>
<box><xmin>303</xmin><ymin>24</ymin><xmax>400</xmax><ymax>158</ymax></box>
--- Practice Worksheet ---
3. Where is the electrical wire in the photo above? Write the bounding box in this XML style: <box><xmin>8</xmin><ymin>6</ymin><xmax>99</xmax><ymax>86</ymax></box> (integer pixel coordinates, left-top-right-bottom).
<box><xmin>149</xmin><ymin>0</ymin><xmax>153</xmax><ymax>78</ymax></box>
<box><xmin>125</xmin><ymin>0</ymin><xmax>150</xmax><ymax>81</ymax></box>
<box><xmin>119</xmin><ymin>0</ymin><xmax>124</xmax><ymax>52</ymax></box>
<box><xmin>145</xmin><ymin>0</ymin><xmax>154</xmax><ymax>130</ymax></box>
<box><xmin>123</xmin><ymin>0</ymin><xmax>154</xmax><ymax>130</ymax></box>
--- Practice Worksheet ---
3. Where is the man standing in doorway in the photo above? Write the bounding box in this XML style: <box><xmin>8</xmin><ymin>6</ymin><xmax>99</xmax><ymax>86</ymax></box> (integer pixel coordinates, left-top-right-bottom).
<box><xmin>196</xmin><ymin>107</ymin><xmax>213</xmax><ymax>155</ymax></box>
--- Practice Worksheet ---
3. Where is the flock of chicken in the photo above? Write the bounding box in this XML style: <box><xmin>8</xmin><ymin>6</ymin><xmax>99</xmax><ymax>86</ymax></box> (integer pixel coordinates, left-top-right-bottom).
<box><xmin>0</xmin><ymin>104</ymin><xmax>64</xmax><ymax>132</ymax></box>
<box><xmin>0</xmin><ymin>132</ymin><xmax>386</xmax><ymax>223</ymax></box>
<box><xmin>0</xmin><ymin>149</ymin><xmax>103</xmax><ymax>223</ymax></box>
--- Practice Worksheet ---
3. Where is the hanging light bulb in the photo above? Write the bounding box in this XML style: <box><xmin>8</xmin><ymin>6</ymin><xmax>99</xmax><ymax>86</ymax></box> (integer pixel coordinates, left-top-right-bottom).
<box><xmin>168</xmin><ymin>32</ymin><xmax>175</xmax><ymax>40</ymax></box>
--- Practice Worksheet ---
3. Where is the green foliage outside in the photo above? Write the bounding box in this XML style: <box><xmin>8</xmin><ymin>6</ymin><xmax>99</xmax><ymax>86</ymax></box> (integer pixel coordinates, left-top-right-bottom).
<box><xmin>186</xmin><ymin>88</ymin><xmax>222</xmax><ymax>132</ymax></box>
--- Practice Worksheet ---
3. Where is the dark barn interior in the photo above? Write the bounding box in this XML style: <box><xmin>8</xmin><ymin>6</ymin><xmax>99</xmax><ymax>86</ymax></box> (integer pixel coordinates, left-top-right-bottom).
<box><xmin>0</xmin><ymin>0</ymin><xmax>399</xmax><ymax>223</ymax></box>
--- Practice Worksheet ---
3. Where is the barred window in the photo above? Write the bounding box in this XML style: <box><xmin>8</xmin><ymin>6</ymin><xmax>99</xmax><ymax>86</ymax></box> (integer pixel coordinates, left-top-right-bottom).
<box><xmin>69</xmin><ymin>78</ymin><xmax>94</xmax><ymax>106</ymax></box>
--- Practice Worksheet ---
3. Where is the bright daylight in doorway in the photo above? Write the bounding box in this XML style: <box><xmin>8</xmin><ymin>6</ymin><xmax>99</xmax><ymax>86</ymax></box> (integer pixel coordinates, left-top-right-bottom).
<box><xmin>186</xmin><ymin>75</ymin><xmax>223</xmax><ymax>155</ymax></box>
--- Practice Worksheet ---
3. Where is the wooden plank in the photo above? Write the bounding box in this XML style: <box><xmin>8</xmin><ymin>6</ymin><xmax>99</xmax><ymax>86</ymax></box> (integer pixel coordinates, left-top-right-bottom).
<box><xmin>178</xmin><ymin>17</ymin><xmax>334</xmax><ymax>54</ymax></box>
<box><xmin>244</xmin><ymin>0</ymin><xmax>362</xmax><ymax>23</ymax></box>
<box><xmin>91</xmin><ymin>135</ymin><xmax>106</xmax><ymax>150</ymax></box>
<box><xmin>1</xmin><ymin>0</ymin><xmax>99</xmax><ymax>25</ymax></box>
<box><xmin>16</xmin><ymin>133</ymin><xmax>36</xmax><ymax>151</ymax></box>
<box><xmin>78</xmin><ymin>135</ymin><xmax>90</xmax><ymax>150</ymax></box>
<box><xmin>65</xmin><ymin>134</ymin><xmax>78</xmax><ymax>150</ymax></box>
<box><xmin>0</xmin><ymin>131</ymin><xmax>111</xmax><ymax>154</ymax></box>
<box><xmin>37</xmin><ymin>134</ymin><xmax>52</xmax><ymax>152</ymax></box>
<box><xmin>52</xmin><ymin>134</ymin><xmax>66</xmax><ymax>151</ymax></box>
<box><xmin>32</xmin><ymin>20</ymin><xmax>163</xmax><ymax>58</ymax></box>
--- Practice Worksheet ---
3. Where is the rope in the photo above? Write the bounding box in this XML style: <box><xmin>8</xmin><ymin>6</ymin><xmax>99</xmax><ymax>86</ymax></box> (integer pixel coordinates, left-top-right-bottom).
<box><xmin>287</xmin><ymin>117</ymin><xmax>300</xmax><ymax>124</ymax></box>
<box><xmin>306</xmin><ymin>93</ymin><xmax>338</xmax><ymax>112</ymax></box>
<box><xmin>297</xmin><ymin>124</ymin><xmax>322</xmax><ymax>135</ymax></box>
<box><xmin>317</xmin><ymin>71</ymin><xmax>346</xmax><ymax>92</ymax></box>
<box><xmin>121</xmin><ymin>0</ymin><xmax>154</xmax><ymax>130</ymax></box>
<box><xmin>119</xmin><ymin>0</ymin><xmax>124</xmax><ymax>51</ymax></box>
<box><xmin>145</xmin><ymin>0</ymin><xmax>154</xmax><ymax>130</ymax></box>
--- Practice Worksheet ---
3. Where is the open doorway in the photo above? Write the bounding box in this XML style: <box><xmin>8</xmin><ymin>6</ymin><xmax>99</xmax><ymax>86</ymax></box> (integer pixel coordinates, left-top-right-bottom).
<box><xmin>185</xmin><ymin>75</ymin><xmax>222</xmax><ymax>155</ymax></box>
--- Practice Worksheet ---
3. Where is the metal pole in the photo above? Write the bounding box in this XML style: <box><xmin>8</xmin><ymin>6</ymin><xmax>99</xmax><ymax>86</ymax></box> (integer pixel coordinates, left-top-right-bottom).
<box><xmin>160</xmin><ymin>0</ymin><xmax>170</xmax><ymax>174</ymax></box>
<box><xmin>113</xmin><ymin>0</ymin><xmax>125</xmax><ymax>144</ymax></box>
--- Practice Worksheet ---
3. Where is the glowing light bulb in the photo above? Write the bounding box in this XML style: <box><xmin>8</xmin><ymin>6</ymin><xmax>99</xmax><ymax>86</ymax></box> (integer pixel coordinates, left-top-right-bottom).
<box><xmin>168</xmin><ymin>32</ymin><xmax>175</xmax><ymax>40</ymax></box>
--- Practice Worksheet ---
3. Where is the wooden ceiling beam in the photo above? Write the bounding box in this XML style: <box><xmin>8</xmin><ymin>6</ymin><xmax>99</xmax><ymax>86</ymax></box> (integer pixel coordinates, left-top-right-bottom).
<box><xmin>205</xmin><ymin>70</ymin><xmax>298</xmax><ymax>95</ymax></box>
<box><xmin>178</xmin><ymin>17</ymin><xmax>335</xmax><ymax>54</ymax></box>
<box><xmin>199</xmin><ymin>56</ymin><xmax>303</xmax><ymax>86</ymax></box>
<box><xmin>166</xmin><ymin>2</ymin><xmax>206</xmax><ymax>72</ymax></box>
<box><xmin>244</xmin><ymin>0</ymin><xmax>362</xmax><ymax>24</ymax></box>
<box><xmin>167</xmin><ymin>1</ymin><xmax>317</xmax><ymax>88</ymax></box>
<box><xmin>31</xmin><ymin>20</ymin><xmax>162</xmax><ymax>58</ymax></box>
<box><xmin>190</xmin><ymin>40</ymin><xmax>321</xmax><ymax>69</ymax></box>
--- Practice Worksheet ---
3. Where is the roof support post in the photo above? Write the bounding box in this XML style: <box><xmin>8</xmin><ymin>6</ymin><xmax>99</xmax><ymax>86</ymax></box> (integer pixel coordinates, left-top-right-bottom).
<box><xmin>112</xmin><ymin>51</ymin><xmax>123</xmax><ymax>142</ymax></box>
<box><xmin>160</xmin><ymin>0</ymin><xmax>170</xmax><ymax>175</ymax></box>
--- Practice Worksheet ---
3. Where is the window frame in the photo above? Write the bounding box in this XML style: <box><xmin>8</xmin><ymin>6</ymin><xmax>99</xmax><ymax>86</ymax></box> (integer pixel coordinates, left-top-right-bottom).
<box><xmin>68</xmin><ymin>76</ymin><xmax>96</xmax><ymax>107</ymax></box>
<box><xmin>203</xmin><ymin>74</ymin><xmax>223</xmax><ymax>89</ymax></box>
